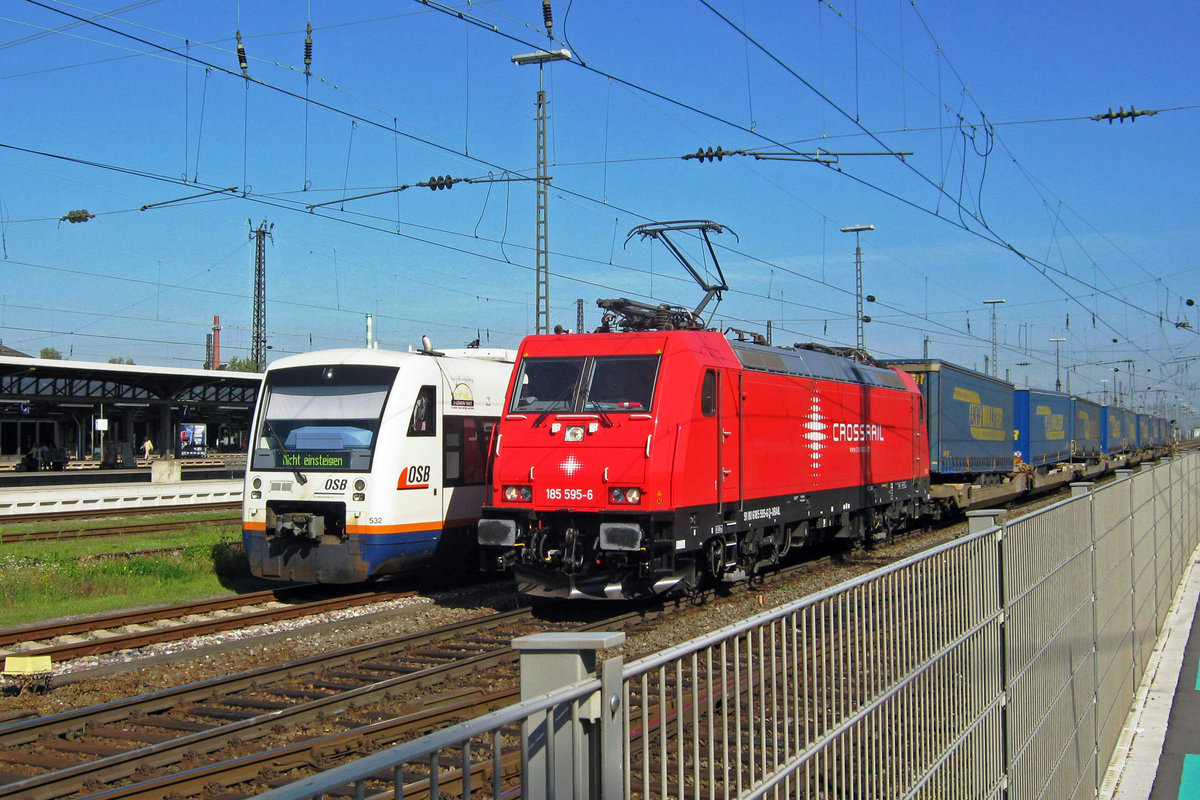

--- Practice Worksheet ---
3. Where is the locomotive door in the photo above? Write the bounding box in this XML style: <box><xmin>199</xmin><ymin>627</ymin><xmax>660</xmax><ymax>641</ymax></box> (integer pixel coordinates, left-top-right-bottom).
<box><xmin>912</xmin><ymin>393</ymin><xmax>926</xmax><ymax>479</ymax></box>
<box><xmin>912</xmin><ymin>393</ymin><xmax>921</xmax><ymax>474</ymax></box>
<box><xmin>717</xmin><ymin>369</ymin><xmax>743</xmax><ymax>511</ymax></box>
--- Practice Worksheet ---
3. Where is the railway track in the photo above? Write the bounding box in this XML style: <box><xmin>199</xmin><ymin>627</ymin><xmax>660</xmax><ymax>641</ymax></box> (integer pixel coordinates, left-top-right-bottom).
<box><xmin>0</xmin><ymin>514</ymin><xmax>240</xmax><ymax>544</ymax></box>
<box><xmin>0</xmin><ymin>501</ymin><xmax>240</xmax><ymax>527</ymax></box>
<box><xmin>0</xmin><ymin>604</ymin><xmax>650</xmax><ymax>800</ymax></box>
<box><xmin>0</xmin><ymin>585</ymin><xmax>415</xmax><ymax>662</ymax></box>
<box><xmin>0</xmin><ymin>541</ymin><xmax>890</xmax><ymax>800</ymax></box>
<box><xmin>0</xmin><ymin>481</ymin><xmax>1084</xmax><ymax>799</ymax></box>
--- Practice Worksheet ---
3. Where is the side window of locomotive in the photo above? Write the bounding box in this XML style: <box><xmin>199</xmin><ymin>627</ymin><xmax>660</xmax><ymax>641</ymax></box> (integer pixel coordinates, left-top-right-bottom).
<box><xmin>408</xmin><ymin>385</ymin><xmax>436</xmax><ymax>436</ymax></box>
<box><xmin>701</xmin><ymin>370</ymin><xmax>717</xmax><ymax>417</ymax></box>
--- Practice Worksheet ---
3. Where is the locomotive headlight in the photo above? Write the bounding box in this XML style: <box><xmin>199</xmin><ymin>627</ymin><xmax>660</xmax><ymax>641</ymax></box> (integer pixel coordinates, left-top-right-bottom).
<box><xmin>354</xmin><ymin>479</ymin><xmax>366</xmax><ymax>491</ymax></box>
<box><xmin>565</xmin><ymin>426</ymin><xmax>585</xmax><ymax>442</ymax></box>
<box><xmin>609</xmin><ymin>487</ymin><xmax>642</xmax><ymax>504</ymax></box>
<box><xmin>252</xmin><ymin>477</ymin><xmax>262</xmax><ymax>490</ymax></box>
<box><xmin>504</xmin><ymin>485</ymin><xmax>533</xmax><ymax>502</ymax></box>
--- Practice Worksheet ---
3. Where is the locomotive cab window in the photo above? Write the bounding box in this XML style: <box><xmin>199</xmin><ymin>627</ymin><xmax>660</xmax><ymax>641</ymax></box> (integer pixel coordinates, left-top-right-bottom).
<box><xmin>250</xmin><ymin>364</ymin><xmax>397</xmax><ymax>472</ymax></box>
<box><xmin>510</xmin><ymin>354</ymin><xmax>661</xmax><ymax>414</ymax></box>
<box><xmin>408</xmin><ymin>385</ymin><xmax>436</xmax><ymax>436</ymax></box>
<box><xmin>511</xmin><ymin>357</ymin><xmax>585</xmax><ymax>413</ymax></box>
<box><xmin>587</xmin><ymin>355</ymin><xmax>658</xmax><ymax>411</ymax></box>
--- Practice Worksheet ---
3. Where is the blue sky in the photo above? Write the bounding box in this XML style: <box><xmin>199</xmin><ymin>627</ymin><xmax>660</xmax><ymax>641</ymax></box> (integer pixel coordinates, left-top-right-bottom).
<box><xmin>1</xmin><ymin>1</ymin><xmax>1197</xmax><ymax>419</ymax></box>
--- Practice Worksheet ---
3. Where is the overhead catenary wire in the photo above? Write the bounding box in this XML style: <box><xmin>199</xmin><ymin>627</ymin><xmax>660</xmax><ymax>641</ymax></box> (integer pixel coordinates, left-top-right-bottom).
<box><xmin>22</xmin><ymin>0</ymin><xmax>1188</xmax><ymax>343</ymax></box>
<box><xmin>6</xmin><ymin>2</ymin><xmax>1194</xmax><ymax>398</ymax></box>
<box><xmin>0</xmin><ymin>129</ymin><xmax>1182</xmax><ymax>391</ymax></box>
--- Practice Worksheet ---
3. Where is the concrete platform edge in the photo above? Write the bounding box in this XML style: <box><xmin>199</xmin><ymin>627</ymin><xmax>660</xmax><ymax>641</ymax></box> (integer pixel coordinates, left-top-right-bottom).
<box><xmin>1104</xmin><ymin>545</ymin><xmax>1200</xmax><ymax>800</ymax></box>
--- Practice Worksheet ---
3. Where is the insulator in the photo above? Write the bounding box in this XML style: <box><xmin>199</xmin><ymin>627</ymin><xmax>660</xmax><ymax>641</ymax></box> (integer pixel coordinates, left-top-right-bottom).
<box><xmin>304</xmin><ymin>22</ymin><xmax>312</xmax><ymax>74</ymax></box>
<box><xmin>542</xmin><ymin>0</ymin><xmax>553</xmax><ymax>35</ymax></box>
<box><xmin>236</xmin><ymin>30</ymin><xmax>248</xmax><ymax>76</ymax></box>
<box><xmin>64</xmin><ymin>209</ymin><xmax>93</xmax><ymax>223</ymax></box>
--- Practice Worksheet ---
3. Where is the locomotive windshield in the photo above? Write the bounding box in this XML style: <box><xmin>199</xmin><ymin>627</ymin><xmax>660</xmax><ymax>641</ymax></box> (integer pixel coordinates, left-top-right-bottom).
<box><xmin>251</xmin><ymin>364</ymin><xmax>398</xmax><ymax>472</ymax></box>
<box><xmin>510</xmin><ymin>354</ymin><xmax>660</xmax><ymax>414</ymax></box>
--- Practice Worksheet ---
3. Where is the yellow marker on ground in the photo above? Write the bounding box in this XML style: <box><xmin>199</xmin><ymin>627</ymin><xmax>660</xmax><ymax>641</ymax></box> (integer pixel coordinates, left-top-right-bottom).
<box><xmin>3</xmin><ymin>654</ymin><xmax>52</xmax><ymax>674</ymax></box>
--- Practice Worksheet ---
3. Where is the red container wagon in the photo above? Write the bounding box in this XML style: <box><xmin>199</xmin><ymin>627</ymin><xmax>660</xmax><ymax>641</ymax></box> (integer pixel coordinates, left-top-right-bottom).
<box><xmin>478</xmin><ymin>330</ymin><xmax>931</xmax><ymax>599</ymax></box>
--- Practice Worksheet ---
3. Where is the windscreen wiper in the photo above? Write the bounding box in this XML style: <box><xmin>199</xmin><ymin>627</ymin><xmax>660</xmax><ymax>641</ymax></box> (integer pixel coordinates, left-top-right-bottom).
<box><xmin>581</xmin><ymin>386</ymin><xmax>614</xmax><ymax>428</ymax></box>
<box><xmin>533</xmin><ymin>383</ymin><xmax>579</xmax><ymax>428</ymax></box>
<box><xmin>264</xmin><ymin>420</ymin><xmax>307</xmax><ymax>485</ymax></box>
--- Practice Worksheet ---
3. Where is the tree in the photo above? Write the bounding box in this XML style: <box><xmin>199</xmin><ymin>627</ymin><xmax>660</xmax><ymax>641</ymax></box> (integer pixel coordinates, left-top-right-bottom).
<box><xmin>107</xmin><ymin>356</ymin><xmax>136</xmax><ymax>365</ymax></box>
<box><xmin>223</xmin><ymin>355</ymin><xmax>260</xmax><ymax>373</ymax></box>
<box><xmin>39</xmin><ymin>347</ymin><xmax>62</xmax><ymax>360</ymax></box>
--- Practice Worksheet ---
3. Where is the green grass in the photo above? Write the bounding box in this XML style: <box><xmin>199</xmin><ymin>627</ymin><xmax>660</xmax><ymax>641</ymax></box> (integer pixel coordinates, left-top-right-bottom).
<box><xmin>0</xmin><ymin>524</ymin><xmax>279</xmax><ymax>628</ymax></box>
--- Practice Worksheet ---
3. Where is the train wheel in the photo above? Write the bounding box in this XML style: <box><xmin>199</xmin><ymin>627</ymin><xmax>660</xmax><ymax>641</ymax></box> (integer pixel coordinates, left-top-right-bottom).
<box><xmin>705</xmin><ymin>538</ymin><xmax>724</xmax><ymax>579</ymax></box>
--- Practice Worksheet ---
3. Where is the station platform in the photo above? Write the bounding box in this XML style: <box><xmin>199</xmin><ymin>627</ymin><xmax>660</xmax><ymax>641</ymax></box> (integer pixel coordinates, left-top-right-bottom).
<box><xmin>0</xmin><ymin>478</ymin><xmax>242</xmax><ymax>516</ymax></box>
<box><xmin>1107</xmin><ymin>547</ymin><xmax>1200</xmax><ymax>799</ymax></box>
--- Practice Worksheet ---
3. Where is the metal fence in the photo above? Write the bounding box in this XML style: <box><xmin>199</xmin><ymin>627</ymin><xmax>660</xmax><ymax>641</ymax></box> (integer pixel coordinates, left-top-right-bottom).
<box><xmin>259</xmin><ymin>453</ymin><xmax>1199</xmax><ymax>800</ymax></box>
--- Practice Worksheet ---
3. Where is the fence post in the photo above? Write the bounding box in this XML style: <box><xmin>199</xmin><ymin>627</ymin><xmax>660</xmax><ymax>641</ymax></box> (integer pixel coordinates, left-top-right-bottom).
<box><xmin>513</xmin><ymin>632</ymin><xmax>626</xmax><ymax>800</ymax></box>
<box><xmin>966</xmin><ymin>508</ymin><xmax>1004</xmax><ymax>535</ymax></box>
<box><xmin>600</xmin><ymin>652</ymin><xmax>625</xmax><ymax>800</ymax></box>
<box><xmin>1070</xmin><ymin>478</ymin><xmax>1104</xmax><ymax>793</ymax></box>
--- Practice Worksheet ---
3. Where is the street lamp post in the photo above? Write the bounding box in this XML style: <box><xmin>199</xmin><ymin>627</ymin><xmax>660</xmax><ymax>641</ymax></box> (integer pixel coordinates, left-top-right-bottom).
<box><xmin>840</xmin><ymin>225</ymin><xmax>874</xmax><ymax>351</ymax></box>
<box><xmin>1050</xmin><ymin>337</ymin><xmax>1066</xmax><ymax>392</ymax></box>
<box><xmin>512</xmin><ymin>47</ymin><xmax>572</xmax><ymax>335</ymax></box>
<box><xmin>983</xmin><ymin>299</ymin><xmax>1005</xmax><ymax>378</ymax></box>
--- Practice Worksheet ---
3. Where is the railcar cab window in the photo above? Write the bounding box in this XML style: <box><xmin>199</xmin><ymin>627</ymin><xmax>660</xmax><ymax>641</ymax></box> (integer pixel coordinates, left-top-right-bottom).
<box><xmin>408</xmin><ymin>385</ymin><xmax>436</xmax><ymax>436</ymax></box>
<box><xmin>511</xmin><ymin>355</ymin><xmax>660</xmax><ymax>414</ymax></box>
<box><xmin>251</xmin><ymin>364</ymin><xmax>397</xmax><ymax>472</ymax></box>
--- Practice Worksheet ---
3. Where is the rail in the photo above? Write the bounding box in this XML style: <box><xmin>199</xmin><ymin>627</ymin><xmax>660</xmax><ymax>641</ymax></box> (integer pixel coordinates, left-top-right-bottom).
<box><xmin>256</xmin><ymin>453</ymin><xmax>1199</xmax><ymax>800</ymax></box>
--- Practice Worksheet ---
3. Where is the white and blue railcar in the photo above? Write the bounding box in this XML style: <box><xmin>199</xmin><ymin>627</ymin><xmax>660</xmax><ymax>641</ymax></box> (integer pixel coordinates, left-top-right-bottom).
<box><xmin>242</xmin><ymin>344</ymin><xmax>515</xmax><ymax>583</ymax></box>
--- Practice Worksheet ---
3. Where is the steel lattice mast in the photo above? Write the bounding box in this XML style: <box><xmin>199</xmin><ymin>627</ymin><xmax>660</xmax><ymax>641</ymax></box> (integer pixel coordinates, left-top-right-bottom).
<box><xmin>512</xmin><ymin>44</ymin><xmax>571</xmax><ymax>335</ymax></box>
<box><xmin>250</xmin><ymin>220</ymin><xmax>273</xmax><ymax>371</ymax></box>
<box><xmin>535</xmin><ymin>84</ymin><xmax>549</xmax><ymax>335</ymax></box>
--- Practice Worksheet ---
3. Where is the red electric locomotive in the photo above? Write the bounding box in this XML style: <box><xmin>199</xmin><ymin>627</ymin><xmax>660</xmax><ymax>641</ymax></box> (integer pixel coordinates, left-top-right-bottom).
<box><xmin>477</xmin><ymin>221</ymin><xmax>932</xmax><ymax>599</ymax></box>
